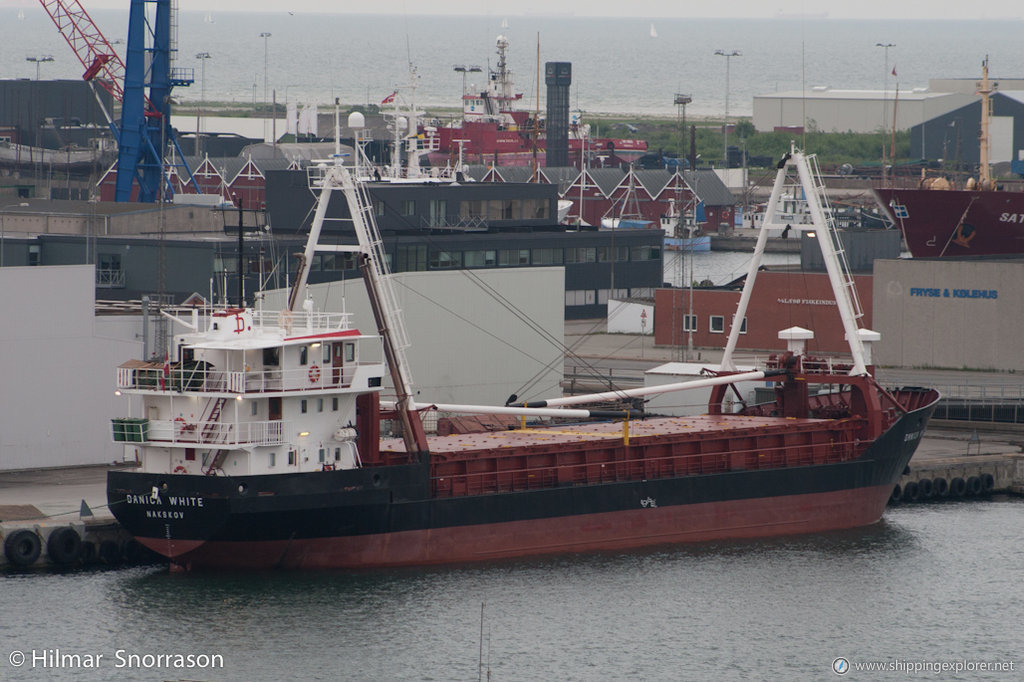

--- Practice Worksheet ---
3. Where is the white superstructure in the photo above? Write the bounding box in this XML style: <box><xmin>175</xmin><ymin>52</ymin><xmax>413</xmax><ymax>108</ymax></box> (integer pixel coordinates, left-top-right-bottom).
<box><xmin>114</xmin><ymin>304</ymin><xmax>385</xmax><ymax>476</ymax></box>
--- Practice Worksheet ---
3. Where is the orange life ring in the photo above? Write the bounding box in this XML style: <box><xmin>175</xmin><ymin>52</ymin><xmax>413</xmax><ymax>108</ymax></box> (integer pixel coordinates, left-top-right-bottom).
<box><xmin>173</xmin><ymin>465</ymin><xmax>187</xmax><ymax>474</ymax></box>
<box><xmin>308</xmin><ymin>364</ymin><xmax>321</xmax><ymax>383</ymax></box>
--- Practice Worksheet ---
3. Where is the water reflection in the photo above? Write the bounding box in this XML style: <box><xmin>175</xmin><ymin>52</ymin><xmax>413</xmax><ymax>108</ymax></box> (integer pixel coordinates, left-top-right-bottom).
<box><xmin>4</xmin><ymin>501</ymin><xmax>1022</xmax><ymax>681</ymax></box>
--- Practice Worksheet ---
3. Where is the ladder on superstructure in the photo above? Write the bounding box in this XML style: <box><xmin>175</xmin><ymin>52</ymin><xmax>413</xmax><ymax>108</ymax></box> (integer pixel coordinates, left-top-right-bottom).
<box><xmin>343</xmin><ymin>175</ymin><xmax>414</xmax><ymax>381</ymax></box>
<box><xmin>300</xmin><ymin>160</ymin><xmax>428</xmax><ymax>456</ymax></box>
<box><xmin>721</xmin><ymin>145</ymin><xmax>871</xmax><ymax>376</ymax></box>
<box><xmin>803</xmin><ymin>152</ymin><xmax>865</xmax><ymax>326</ymax></box>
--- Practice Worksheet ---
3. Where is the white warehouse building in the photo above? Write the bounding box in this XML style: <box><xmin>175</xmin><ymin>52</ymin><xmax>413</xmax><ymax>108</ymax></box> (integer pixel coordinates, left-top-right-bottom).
<box><xmin>753</xmin><ymin>88</ymin><xmax>974</xmax><ymax>133</ymax></box>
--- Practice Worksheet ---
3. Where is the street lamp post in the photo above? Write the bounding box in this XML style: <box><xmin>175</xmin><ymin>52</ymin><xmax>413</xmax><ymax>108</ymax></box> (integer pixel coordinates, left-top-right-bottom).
<box><xmin>259</xmin><ymin>32</ymin><xmax>271</xmax><ymax>141</ymax></box>
<box><xmin>876</xmin><ymin>42</ymin><xmax>895</xmax><ymax>181</ymax></box>
<box><xmin>26</xmin><ymin>55</ymin><xmax>54</xmax><ymax>80</ymax></box>
<box><xmin>195</xmin><ymin>52</ymin><xmax>211</xmax><ymax>158</ymax></box>
<box><xmin>714</xmin><ymin>50</ymin><xmax>741</xmax><ymax>168</ymax></box>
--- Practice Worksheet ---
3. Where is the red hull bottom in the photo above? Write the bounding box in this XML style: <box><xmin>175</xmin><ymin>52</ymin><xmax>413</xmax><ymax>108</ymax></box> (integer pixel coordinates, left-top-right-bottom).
<box><xmin>138</xmin><ymin>484</ymin><xmax>894</xmax><ymax>570</ymax></box>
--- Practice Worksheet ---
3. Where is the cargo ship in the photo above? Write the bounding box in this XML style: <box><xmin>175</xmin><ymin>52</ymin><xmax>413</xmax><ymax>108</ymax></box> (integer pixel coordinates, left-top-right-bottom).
<box><xmin>106</xmin><ymin>147</ymin><xmax>939</xmax><ymax>570</ymax></box>
<box><xmin>874</xmin><ymin>58</ymin><xmax>1024</xmax><ymax>257</ymax></box>
<box><xmin>422</xmin><ymin>35</ymin><xmax>647</xmax><ymax>169</ymax></box>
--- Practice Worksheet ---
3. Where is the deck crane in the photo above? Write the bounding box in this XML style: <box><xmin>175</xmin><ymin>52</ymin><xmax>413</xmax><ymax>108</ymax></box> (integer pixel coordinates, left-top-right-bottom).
<box><xmin>39</xmin><ymin>0</ymin><xmax>197</xmax><ymax>202</ymax></box>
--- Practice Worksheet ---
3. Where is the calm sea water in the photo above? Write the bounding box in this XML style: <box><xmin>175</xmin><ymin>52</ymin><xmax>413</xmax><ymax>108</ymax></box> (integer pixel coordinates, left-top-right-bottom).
<box><xmin>2</xmin><ymin>10</ymin><xmax>1023</xmax><ymax>118</ymax></box>
<box><xmin>2</xmin><ymin>499</ymin><xmax>1021</xmax><ymax>681</ymax></box>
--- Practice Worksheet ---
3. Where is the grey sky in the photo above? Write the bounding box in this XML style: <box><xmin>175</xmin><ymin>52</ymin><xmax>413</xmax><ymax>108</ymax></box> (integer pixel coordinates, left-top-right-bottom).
<box><xmin>7</xmin><ymin>1</ymin><xmax>1021</xmax><ymax>21</ymax></box>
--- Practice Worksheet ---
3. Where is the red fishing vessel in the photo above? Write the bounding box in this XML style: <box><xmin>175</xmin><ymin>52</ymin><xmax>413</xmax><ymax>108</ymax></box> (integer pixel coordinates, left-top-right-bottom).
<box><xmin>422</xmin><ymin>35</ymin><xmax>647</xmax><ymax>169</ymax></box>
<box><xmin>106</xmin><ymin>145</ymin><xmax>938</xmax><ymax>570</ymax></box>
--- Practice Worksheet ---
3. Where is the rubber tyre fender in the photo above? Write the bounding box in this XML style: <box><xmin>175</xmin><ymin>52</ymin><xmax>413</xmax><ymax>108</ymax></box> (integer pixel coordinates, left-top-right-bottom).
<box><xmin>917</xmin><ymin>477</ymin><xmax>934</xmax><ymax>499</ymax></box>
<box><xmin>980</xmin><ymin>473</ymin><xmax>995</xmax><ymax>494</ymax></box>
<box><xmin>80</xmin><ymin>540</ymin><xmax>97</xmax><ymax>564</ymax></box>
<box><xmin>122</xmin><ymin>539</ymin><xmax>143</xmax><ymax>563</ymax></box>
<box><xmin>932</xmin><ymin>477</ymin><xmax>949</xmax><ymax>497</ymax></box>
<box><xmin>949</xmin><ymin>477</ymin><xmax>967</xmax><ymax>497</ymax></box>
<box><xmin>46</xmin><ymin>526</ymin><xmax>82</xmax><ymax>565</ymax></box>
<box><xmin>4</xmin><ymin>529</ymin><xmax>42</xmax><ymax>567</ymax></box>
<box><xmin>966</xmin><ymin>476</ymin><xmax>982</xmax><ymax>496</ymax></box>
<box><xmin>98</xmin><ymin>539</ymin><xmax>121</xmax><ymax>565</ymax></box>
<box><xmin>889</xmin><ymin>484</ymin><xmax>902</xmax><ymax>505</ymax></box>
<box><xmin>902</xmin><ymin>480</ymin><xmax>920</xmax><ymax>503</ymax></box>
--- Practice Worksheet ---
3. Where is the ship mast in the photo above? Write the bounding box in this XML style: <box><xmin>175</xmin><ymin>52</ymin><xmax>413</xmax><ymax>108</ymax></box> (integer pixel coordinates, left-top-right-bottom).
<box><xmin>721</xmin><ymin>145</ymin><xmax>874</xmax><ymax>376</ymax></box>
<box><xmin>978</xmin><ymin>56</ymin><xmax>993</xmax><ymax>189</ymax></box>
<box><xmin>298</xmin><ymin>157</ymin><xmax>430</xmax><ymax>456</ymax></box>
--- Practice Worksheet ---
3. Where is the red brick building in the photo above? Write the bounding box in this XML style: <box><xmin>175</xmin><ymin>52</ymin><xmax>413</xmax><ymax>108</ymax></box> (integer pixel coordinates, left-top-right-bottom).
<box><xmin>654</xmin><ymin>271</ymin><xmax>874</xmax><ymax>355</ymax></box>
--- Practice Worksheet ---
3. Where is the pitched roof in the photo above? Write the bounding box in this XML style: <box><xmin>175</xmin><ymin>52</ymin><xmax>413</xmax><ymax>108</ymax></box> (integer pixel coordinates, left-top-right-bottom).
<box><xmin>538</xmin><ymin>166</ymin><xmax>580</xmax><ymax>194</ymax></box>
<box><xmin>682</xmin><ymin>169</ymin><xmax>735</xmax><ymax>206</ymax></box>
<box><xmin>588</xmin><ymin>168</ymin><xmax>625</xmax><ymax>197</ymax></box>
<box><xmin>461</xmin><ymin>165</ymin><xmax>490</xmax><ymax>182</ymax></box>
<box><xmin>491</xmin><ymin>166</ymin><xmax>535</xmax><ymax>183</ymax></box>
<box><xmin>633</xmin><ymin>169</ymin><xmax>673</xmax><ymax>198</ymax></box>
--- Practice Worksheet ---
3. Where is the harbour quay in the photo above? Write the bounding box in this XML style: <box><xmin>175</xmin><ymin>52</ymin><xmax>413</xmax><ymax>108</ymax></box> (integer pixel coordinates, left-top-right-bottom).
<box><xmin>890</xmin><ymin>424</ymin><xmax>1024</xmax><ymax>504</ymax></box>
<box><xmin>0</xmin><ymin>465</ymin><xmax>157</xmax><ymax>569</ymax></box>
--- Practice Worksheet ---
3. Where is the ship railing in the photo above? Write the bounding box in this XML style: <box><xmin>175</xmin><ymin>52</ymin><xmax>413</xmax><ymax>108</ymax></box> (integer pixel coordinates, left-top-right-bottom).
<box><xmin>116</xmin><ymin>361</ymin><xmax>381</xmax><ymax>394</ymax></box>
<box><xmin>114</xmin><ymin>418</ymin><xmax>286</xmax><ymax>446</ymax></box>
<box><xmin>251</xmin><ymin>309</ymin><xmax>354</xmax><ymax>334</ymax></box>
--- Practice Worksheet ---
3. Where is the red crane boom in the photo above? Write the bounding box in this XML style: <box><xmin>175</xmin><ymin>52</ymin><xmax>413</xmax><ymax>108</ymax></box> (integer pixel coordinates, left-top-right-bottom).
<box><xmin>39</xmin><ymin>0</ymin><xmax>126</xmax><ymax>102</ymax></box>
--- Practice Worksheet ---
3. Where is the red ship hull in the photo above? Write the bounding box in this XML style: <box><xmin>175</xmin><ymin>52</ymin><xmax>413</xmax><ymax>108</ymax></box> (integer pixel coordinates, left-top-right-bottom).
<box><xmin>427</xmin><ymin>121</ymin><xmax>647</xmax><ymax>168</ymax></box>
<box><xmin>140</xmin><ymin>484</ymin><xmax>894</xmax><ymax>571</ymax></box>
<box><xmin>874</xmin><ymin>187</ymin><xmax>1024</xmax><ymax>257</ymax></box>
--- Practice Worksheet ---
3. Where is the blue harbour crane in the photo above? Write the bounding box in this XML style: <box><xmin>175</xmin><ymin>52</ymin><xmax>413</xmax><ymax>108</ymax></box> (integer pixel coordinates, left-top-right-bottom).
<box><xmin>41</xmin><ymin>0</ymin><xmax>197</xmax><ymax>201</ymax></box>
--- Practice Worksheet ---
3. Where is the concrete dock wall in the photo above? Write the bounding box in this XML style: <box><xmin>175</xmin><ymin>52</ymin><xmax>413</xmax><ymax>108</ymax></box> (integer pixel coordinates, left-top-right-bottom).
<box><xmin>891</xmin><ymin>454</ymin><xmax>1024</xmax><ymax>503</ymax></box>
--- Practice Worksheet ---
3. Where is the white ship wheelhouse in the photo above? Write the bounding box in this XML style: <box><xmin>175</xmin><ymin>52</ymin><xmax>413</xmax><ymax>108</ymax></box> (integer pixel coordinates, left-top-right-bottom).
<box><xmin>113</xmin><ymin>303</ymin><xmax>386</xmax><ymax>477</ymax></box>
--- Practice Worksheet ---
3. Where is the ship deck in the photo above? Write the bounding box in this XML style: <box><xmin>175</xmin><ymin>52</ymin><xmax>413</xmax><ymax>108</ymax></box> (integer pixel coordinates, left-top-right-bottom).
<box><xmin>384</xmin><ymin>413</ymin><xmax>831</xmax><ymax>456</ymax></box>
<box><xmin>382</xmin><ymin>413</ymin><xmax>867</xmax><ymax>498</ymax></box>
